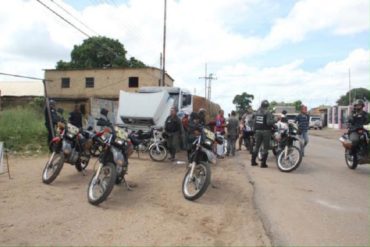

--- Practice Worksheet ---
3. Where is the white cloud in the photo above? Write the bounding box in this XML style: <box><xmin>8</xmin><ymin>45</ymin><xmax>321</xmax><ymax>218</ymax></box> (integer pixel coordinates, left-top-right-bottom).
<box><xmin>209</xmin><ymin>48</ymin><xmax>370</xmax><ymax>114</ymax></box>
<box><xmin>0</xmin><ymin>0</ymin><xmax>368</xmax><ymax>114</ymax></box>
<box><xmin>263</xmin><ymin>0</ymin><xmax>369</xmax><ymax>49</ymax></box>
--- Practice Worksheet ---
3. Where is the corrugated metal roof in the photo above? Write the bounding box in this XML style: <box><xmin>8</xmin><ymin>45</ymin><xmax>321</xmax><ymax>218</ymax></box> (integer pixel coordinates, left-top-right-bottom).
<box><xmin>0</xmin><ymin>81</ymin><xmax>44</xmax><ymax>96</ymax></box>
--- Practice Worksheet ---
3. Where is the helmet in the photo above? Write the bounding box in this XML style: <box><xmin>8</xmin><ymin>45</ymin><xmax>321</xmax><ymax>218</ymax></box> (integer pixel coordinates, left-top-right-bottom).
<box><xmin>198</xmin><ymin>108</ymin><xmax>206</xmax><ymax>113</ymax></box>
<box><xmin>261</xmin><ymin>100</ymin><xmax>269</xmax><ymax>108</ymax></box>
<box><xmin>282</xmin><ymin>110</ymin><xmax>287</xmax><ymax>115</ymax></box>
<box><xmin>49</xmin><ymin>99</ymin><xmax>56</xmax><ymax>106</ymax></box>
<box><xmin>353</xmin><ymin>99</ymin><xmax>365</xmax><ymax>107</ymax></box>
<box><xmin>100</xmin><ymin>108</ymin><xmax>108</xmax><ymax>116</ymax></box>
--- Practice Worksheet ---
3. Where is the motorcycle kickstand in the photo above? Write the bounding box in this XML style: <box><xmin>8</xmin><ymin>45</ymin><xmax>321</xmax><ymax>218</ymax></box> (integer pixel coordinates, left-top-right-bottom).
<box><xmin>122</xmin><ymin>176</ymin><xmax>133</xmax><ymax>191</ymax></box>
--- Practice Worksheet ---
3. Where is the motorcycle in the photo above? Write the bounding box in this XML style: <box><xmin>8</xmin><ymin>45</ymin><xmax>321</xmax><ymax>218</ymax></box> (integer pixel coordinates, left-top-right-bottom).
<box><xmin>274</xmin><ymin>122</ymin><xmax>302</xmax><ymax>172</ymax></box>
<box><xmin>340</xmin><ymin>126</ymin><xmax>370</xmax><ymax>169</ymax></box>
<box><xmin>87</xmin><ymin>118</ymin><xmax>131</xmax><ymax>205</ymax></box>
<box><xmin>129</xmin><ymin>127</ymin><xmax>168</xmax><ymax>162</ymax></box>
<box><xmin>42</xmin><ymin>111</ymin><xmax>94</xmax><ymax>184</ymax></box>
<box><xmin>182</xmin><ymin>128</ymin><xmax>223</xmax><ymax>201</ymax></box>
<box><xmin>256</xmin><ymin>122</ymin><xmax>302</xmax><ymax>172</ymax></box>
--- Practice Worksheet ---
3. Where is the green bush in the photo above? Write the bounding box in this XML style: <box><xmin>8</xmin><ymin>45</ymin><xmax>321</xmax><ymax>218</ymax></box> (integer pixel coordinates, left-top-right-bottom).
<box><xmin>0</xmin><ymin>106</ymin><xmax>48</xmax><ymax>153</ymax></box>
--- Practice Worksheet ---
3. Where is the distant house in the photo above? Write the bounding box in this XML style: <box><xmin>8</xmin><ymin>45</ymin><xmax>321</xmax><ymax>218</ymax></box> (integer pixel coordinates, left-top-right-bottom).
<box><xmin>44</xmin><ymin>67</ymin><xmax>174</xmax><ymax>123</ymax></box>
<box><xmin>0</xmin><ymin>81</ymin><xmax>44</xmax><ymax>109</ymax></box>
<box><xmin>327</xmin><ymin>102</ymin><xmax>369</xmax><ymax>129</ymax></box>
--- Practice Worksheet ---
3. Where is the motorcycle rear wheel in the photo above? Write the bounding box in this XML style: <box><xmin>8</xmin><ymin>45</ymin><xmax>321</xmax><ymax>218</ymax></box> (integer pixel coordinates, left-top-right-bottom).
<box><xmin>42</xmin><ymin>152</ymin><xmax>64</xmax><ymax>184</ymax></box>
<box><xmin>345</xmin><ymin>149</ymin><xmax>357</xmax><ymax>169</ymax></box>
<box><xmin>149</xmin><ymin>144</ymin><xmax>167</xmax><ymax>162</ymax></box>
<box><xmin>87</xmin><ymin>162</ymin><xmax>117</xmax><ymax>205</ymax></box>
<box><xmin>277</xmin><ymin>146</ymin><xmax>302</xmax><ymax>172</ymax></box>
<box><xmin>182</xmin><ymin>162</ymin><xmax>211</xmax><ymax>201</ymax></box>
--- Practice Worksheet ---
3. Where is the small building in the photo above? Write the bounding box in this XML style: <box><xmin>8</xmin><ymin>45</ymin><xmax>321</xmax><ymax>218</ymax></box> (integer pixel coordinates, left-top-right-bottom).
<box><xmin>44</xmin><ymin>67</ymin><xmax>174</xmax><ymax>122</ymax></box>
<box><xmin>327</xmin><ymin>102</ymin><xmax>369</xmax><ymax>129</ymax></box>
<box><xmin>0</xmin><ymin>81</ymin><xmax>44</xmax><ymax>109</ymax></box>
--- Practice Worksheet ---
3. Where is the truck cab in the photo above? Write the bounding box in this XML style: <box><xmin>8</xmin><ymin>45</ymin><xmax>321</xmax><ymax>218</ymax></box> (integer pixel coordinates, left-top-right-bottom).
<box><xmin>138</xmin><ymin>87</ymin><xmax>193</xmax><ymax>117</ymax></box>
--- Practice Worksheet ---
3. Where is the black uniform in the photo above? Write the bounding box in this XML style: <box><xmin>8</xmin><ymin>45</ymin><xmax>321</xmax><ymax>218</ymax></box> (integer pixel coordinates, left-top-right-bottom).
<box><xmin>348</xmin><ymin>110</ymin><xmax>369</xmax><ymax>153</ymax></box>
<box><xmin>251</xmin><ymin>107</ymin><xmax>274</xmax><ymax>167</ymax></box>
<box><xmin>165</xmin><ymin>115</ymin><xmax>182</xmax><ymax>159</ymax></box>
<box><xmin>44</xmin><ymin>106</ymin><xmax>59</xmax><ymax>151</ymax></box>
<box><xmin>69</xmin><ymin>110</ymin><xmax>83</xmax><ymax>128</ymax></box>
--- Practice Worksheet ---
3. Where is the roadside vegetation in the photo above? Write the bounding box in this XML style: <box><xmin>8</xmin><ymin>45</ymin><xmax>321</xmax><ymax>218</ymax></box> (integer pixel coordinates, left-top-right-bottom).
<box><xmin>0</xmin><ymin>98</ymin><xmax>48</xmax><ymax>154</ymax></box>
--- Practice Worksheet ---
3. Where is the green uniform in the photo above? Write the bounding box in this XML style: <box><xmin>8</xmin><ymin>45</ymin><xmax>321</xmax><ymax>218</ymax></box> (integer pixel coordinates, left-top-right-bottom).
<box><xmin>252</xmin><ymin>107</ymin><xmax>274</xmax><ymax>167</ymax></box>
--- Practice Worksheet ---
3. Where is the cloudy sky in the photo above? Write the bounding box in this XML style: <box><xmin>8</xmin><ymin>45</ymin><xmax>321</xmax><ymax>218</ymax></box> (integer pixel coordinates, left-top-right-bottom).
<box><xmin>0</xmin><ymin>0</ymin><xmax>368</xmax><ymax>113</ymax></box>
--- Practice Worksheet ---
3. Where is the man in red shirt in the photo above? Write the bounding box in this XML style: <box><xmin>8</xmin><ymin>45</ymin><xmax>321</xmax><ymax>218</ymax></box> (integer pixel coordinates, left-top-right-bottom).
<box><xmin>214</xmin><ymin>110</ymin><xmax>226</xmax><ymax>158</ymax></box>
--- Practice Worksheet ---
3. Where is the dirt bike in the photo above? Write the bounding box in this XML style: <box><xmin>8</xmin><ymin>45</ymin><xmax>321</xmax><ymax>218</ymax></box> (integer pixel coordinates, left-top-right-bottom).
<box><xmin>340</xmin><ymin>126</ymin><xmax>370</xmax><ymax>169</ymax></box>
<box><xmin>42</xmin><ymin>111</ymin><xmax>94</xmax><ymax>184</ymax></box>
<box><xmin>256</xmin><ymin>122</ymin><xmax>302</xmax><ymax>172</ymax></box>
<box><xmin>274</xmin><ymin>122</ymin><xmax>302</xmax><ymax>172</ymax></box>
<box><xmin>182</xmin><ymin>128</ymin><xmax>223</xmax><ymax>201</ymax></box>
<box><xmin>87</xmin><ymin>118</ymin><xmax>131</xmax><ymax>206</ymax></box>
<box><xmin>129</xmin><ymin>127</ymin><xmax>168</xmax><ymax>162</ymax></box>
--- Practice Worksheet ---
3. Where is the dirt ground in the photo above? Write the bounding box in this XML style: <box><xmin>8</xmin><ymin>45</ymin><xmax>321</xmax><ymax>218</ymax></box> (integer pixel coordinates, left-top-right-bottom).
<box><xmin>0</xmin><ymin>151</ymin><xmax>270</xmax><ymax>246</ymax></box>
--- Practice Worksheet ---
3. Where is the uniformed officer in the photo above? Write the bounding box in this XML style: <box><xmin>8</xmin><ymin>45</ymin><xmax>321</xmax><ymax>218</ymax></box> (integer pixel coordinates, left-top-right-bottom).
<box><xmin>347</xmin><ymin>99</ymin><xmax>369</xmax><ymax>163</ymax></box>
<box><xmin>251</xmin><ymin>100</ymin><xmax>275</xmax><ymax>168</ymax></box>
<box><xmin>164</xmin><ymin>106</ymin><xmax>182</xmax><ymax>161</ymax></box>
<box><xmin>44</xmin><ymin>99</ymin><xmax>60</xmax><ymax>152</ymax></box>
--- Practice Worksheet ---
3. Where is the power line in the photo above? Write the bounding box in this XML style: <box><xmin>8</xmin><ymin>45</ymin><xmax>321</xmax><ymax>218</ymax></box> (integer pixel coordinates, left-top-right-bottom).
<box><xmin>36</xmin><ymin>0</ymin><xmax>91</xmax><ymax>38</ymax></box>
<box><xmin>49</xmin><ymin>0</ymin><xmax>99</xmax><ymax>36</ymax></box>
<box><xmin>0</xmin><ymin>72</ymin><xmax>51</xmax><ymax>81</ymax></box>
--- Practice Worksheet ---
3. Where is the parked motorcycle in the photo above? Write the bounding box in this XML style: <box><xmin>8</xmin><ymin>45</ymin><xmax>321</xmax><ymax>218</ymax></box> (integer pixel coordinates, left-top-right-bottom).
<box><xmin>42</xmin><ymin>111</ymin><xmax>93</xmax><ymax>184</ymax></box>
<box><xmin>275</xmin><ymin>122</ymin><xmax>302</xmax><ymax>172</ymax></box>
<box><xmin>182</xmin><ymin>128</ymin><xmax>223</xmax><ymax>201</ymax></box>
<box><xmin>87</xmin><ymin>118</ymin><xmax>131</xmax><ymax>205</ymax></box>
<box><xmin>340</xmin><ymin>126</ymin><xmax>370</xmax><ymax>169</ymax></box>
<box><xmin>129</xmin><ymin>127</ymin><xmax>168</xmax><ymax>161</ymax></box>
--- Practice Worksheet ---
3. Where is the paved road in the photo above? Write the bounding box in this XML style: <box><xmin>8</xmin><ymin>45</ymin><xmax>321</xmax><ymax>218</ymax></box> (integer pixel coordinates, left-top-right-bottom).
<box><xmin>240</xmin><ymin>134</ymin><xmax>369</xmax><ymax>246</ymax></box>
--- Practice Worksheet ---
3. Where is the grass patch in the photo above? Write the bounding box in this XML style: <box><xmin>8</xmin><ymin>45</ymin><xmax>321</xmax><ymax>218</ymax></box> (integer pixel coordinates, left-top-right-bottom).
<box><xmin>0</xmin><ymin>106</ymin><xmax>48</xmax><ymax>154</ymax></box>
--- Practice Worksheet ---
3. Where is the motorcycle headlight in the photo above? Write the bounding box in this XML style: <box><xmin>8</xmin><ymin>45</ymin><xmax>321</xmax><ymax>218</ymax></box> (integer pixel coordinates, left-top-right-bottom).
<box><xmin>115</xmin><ymin>138</ymin><xmax>124</xmax><ymax>146</ymax></box>
<box><xmin>204</xmin><ymin>139</ymin><xmax>213</xmax><ymax>147</ymax></box>
<box><xmin>66</xmin><ymin>133</ymin><xmax>75</xmax><ymax>139</ymax></box>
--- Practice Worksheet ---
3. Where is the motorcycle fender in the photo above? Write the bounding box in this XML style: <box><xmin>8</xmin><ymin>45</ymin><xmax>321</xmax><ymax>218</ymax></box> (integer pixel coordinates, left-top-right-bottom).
<box><xmin>111</xmin><ymin>146</ymin><xmax>124</xmax><ymax>166</ymax></box>
<box><xmin>51</xmin><ymin>136</ymin><xmax>61</xmax><ymax>143</ymax></box>
<box><xmin>149</xmin><ymin>142</ymin><xmax>163</xmax><ymax>151</ymax></box>
<box><xmin>201</xmin><ymin>147</ymin><xmax>217</xmax><ymax>165</ymax></box>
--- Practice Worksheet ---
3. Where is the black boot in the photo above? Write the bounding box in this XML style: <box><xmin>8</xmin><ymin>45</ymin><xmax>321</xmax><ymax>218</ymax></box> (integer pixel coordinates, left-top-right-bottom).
<box><xmin>260</xmin><ymin>154</ymin><xmax>268</xmax><ymax>168</ymax></box>
<box><xmin>251</xmin><ymin>153</ymin><xmax>258</xmax><ymax>166</ymax></box>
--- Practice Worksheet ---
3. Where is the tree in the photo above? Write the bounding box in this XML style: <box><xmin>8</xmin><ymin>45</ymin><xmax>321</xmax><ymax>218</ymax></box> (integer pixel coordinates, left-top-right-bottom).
<box><xmin>336</xmin><ymin>88</ymin><xmax>370</xmax><ymax>105</ymax></box>
<box><xmin>56</xmin><ymin>36</ymin><xmax>146</xmax><ymax>69</ymax></box>
<box><xmin>293</xmin><ymin>100</ymin><xmax>302</xmax><ymax>111</ymax></box>
<box><xmin>232</xmin><ymin>92</ymin><xmax>254</xmax><ymax>115</ymax></box>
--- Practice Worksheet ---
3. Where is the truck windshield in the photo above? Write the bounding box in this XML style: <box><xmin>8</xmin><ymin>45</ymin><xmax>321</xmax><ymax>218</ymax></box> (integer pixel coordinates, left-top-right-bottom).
<box><xmin>169</xmin><ymin>93</ymin><xmax>179</xmax><ymax>108</ymax></box>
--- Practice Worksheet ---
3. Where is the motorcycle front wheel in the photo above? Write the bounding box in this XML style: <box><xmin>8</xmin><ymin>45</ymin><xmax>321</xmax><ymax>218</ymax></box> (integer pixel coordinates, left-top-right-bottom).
<box><xmin>87</xmin><ymin>162</ymin><xmax>117</xmax><ymax>205</ymax></box>
<box><xmin>182</xmin><ymin>162</ymin><xmax>211</xmax><ymax>201</ymax></box>
<box><xmin>42</xmin><ymin>152</ymin><xmax>64</xmax><ymax>184</ymax></box>
<box><xmin>149</xmin><ymin>144</ymin><xmax>167</xmax><ymax>162</ymax></box>
<box><xmin>345</xmin><ymin>149</ymin><xmax>357</xmax><ymax>169</ymax></box>
<box><xmin>277</xmin><ymin>146</ymin><xmax>302</xmax><ymax>172</ymax></box>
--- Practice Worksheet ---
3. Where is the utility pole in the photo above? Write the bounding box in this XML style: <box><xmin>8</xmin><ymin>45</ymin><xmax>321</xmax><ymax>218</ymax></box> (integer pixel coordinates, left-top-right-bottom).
<box><xmin>161</xmin><ymin>0</ymin><xmax>167</xmax><ymax>87</ymax></box>
<box><xmin>199</xmin><ymin>63</ymin><xmax>208</xmax><ymax>107</ymax></box>
<box><xmin>207</xmin><ymin>73</ymin><xmax>217</xmax><ymax>112</ymax></box>
<box><xmin>199</xmin><ymin>64</ymin><xmax>217</xmax><ymax>111</ymax></box>
<box><xmin>348</xmin><ymin>68</ymin><xmax>351</xmax><ymax>105</ymax></box>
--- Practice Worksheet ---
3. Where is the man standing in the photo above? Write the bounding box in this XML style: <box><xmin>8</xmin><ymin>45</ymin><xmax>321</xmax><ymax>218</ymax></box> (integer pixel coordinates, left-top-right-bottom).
<box><xmin>296</xmin><ymin>105</ymin><xmax>310</xmax><ymax>156</ymax></box>
<box><xmin>226</xmin><ymin>111</ymin><xmax>240</xmax><ymax>156</ymax></box>
<box><xmin>44</xmin><ymin>99</ymin><xmax>59</xmax><ymax>152</ymax></box>
<box><xmin>251</xmin><ymin>100</ymin><xmax>274</xmax><ymax>168</ymax></box>
<box><xmin>68</xmin><ymin>104</ymin><xmax>82</xmax><ymax>128</ymax></box>
<box><xmin>347</xmin><ymin>99</ymin><xmax>369</xmax><ymax>163</ymax></box>
<box><xmin>165</xmin><ymin>107</ymin><xmax>182</xmax><ymax>161</ymax></box>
